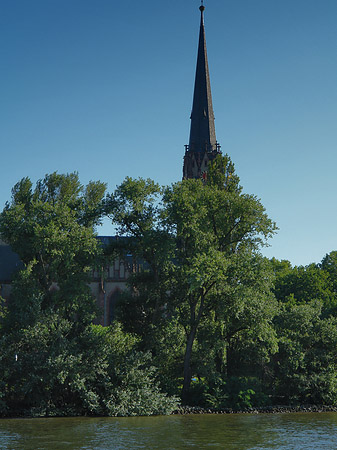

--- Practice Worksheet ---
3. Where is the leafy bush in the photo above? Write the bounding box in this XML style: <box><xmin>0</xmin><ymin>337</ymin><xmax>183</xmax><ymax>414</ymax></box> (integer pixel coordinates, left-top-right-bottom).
<box><xmin>272</xmin><ymin>301</ymin><xmax>337</xmax><ymax>405</ymax></box>
<box><xmin>0</xmin><ymin>321</ymin><xmax>178</xmax><ymax>417</ymax></box>
<box><xmin>181</xmin><ymin>375</ymin><xmax>269</xmax><ymax>410</ymax></box>
<box><xmin>106</xmin><ymin>352</ymin><xmax>178</xmax><ymax>416</ymax></box>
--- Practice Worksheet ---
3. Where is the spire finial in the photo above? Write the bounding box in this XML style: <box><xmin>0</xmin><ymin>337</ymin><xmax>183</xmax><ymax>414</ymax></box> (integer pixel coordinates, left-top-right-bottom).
<box><xmin>200</xmin><ymin>0</ymin><xmax>205</xmax><ymax>12</ymax></box>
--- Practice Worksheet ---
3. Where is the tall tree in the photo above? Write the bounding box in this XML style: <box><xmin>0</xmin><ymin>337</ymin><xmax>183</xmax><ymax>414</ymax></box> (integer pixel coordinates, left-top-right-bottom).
<box><xmin>0</xmin><ymin>172</ymin><xmax>106</xmax><ymax>327</ymax></box>
<box><xmin>105</xmin><ymin>177</ymin><xmax>175</xmax><ymax>327</ymax></box>
<box><xmin>108</xmin><ymin>155</ymin><xmax>277</xmax><ymax>402</ymax></box>
<box><xmin>272</xmin><ymin>301</ymin><xmax>337</xmax><ymax>404</ymax></box>
<box><xmin>163</xmin><ymin>156</ymin><xmax>276</xmax><ymax>400</ymax></box>
<box><xmin>0</xmin><ymin>173</ymin><xmax>107</xmax><ymax>415</ymax></box>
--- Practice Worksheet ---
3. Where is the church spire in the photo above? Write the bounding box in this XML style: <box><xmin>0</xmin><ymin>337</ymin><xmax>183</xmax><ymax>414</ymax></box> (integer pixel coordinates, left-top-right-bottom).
<box><xmin>183</xmin><ymin>3</ymin><xmax>221</xmax><ymax>179</ymax></box>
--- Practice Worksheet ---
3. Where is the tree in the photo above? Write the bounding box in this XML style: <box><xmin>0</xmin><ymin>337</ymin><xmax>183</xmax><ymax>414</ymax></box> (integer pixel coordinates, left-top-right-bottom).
<box><xmin>0</xmin><ymin>173</ymin><xmax>106</xmax><ymax>415</ymax></box>
<box><xmin>108</xmin><ymin>155</ymin><xmax>277</xmax><ymax>402</ymax></box>
<box><xmin>0</xmin><ymin>318</ymin><xmax>178</xmax><ymax>417</ymax></box>
<box><xmin>272</xmin><ymin>301</ymin><xmax>337</xmax><ymax>404</ymax></box>
<box><xmin>106</xmin><ymin>177</ymin><xmax>175</xmax><ymax>324</ymax></box>
<box><xmin>271</xmin><ymin>258</ymin><xmax>336</xmax><ymax>312</ymax></box>
<box><xmin>0</xmin><ymin>173</ymin><xmax>178</xmax><ymax>417</ymax></box>
<box><xmin>105</xmin><ymin>177</ymin><xmax>184</xmax><ymax>394</ymax></box>
<box><xmin>321</xmin><ymin>251</ymin><xmax>337</xmax><ymax>304</ymax></box>
<box><xmin>163</xmin><ymin>157</ymin><xmax>277</xmax><ymax>400</ymax></box>
<box><xmin>0</xmin><ymin>172</ymin><xmax>106</xmax><ymax>328</ymax></box>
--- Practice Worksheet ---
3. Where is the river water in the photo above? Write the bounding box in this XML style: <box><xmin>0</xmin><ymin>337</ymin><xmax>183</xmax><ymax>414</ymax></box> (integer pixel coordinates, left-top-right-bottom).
<box><xmin>1</xmin><ymin>412</ymin><xmax>337</xmax><ymax>449</ymax></box>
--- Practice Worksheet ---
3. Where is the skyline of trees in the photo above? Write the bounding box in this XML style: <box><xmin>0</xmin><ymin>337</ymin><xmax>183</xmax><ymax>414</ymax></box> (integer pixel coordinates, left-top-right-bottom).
<box><xmin>1</xmin><ymin>158</ymin><xmax>337</xmax><ymax>416</ymax></box>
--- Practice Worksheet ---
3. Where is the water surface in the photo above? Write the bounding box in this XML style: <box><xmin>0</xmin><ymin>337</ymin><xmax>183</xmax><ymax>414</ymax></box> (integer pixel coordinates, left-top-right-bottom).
<box><xmin>1</xmin><ymin>412</ymin><xmax>337</xmax><ymax>449</ymax></box>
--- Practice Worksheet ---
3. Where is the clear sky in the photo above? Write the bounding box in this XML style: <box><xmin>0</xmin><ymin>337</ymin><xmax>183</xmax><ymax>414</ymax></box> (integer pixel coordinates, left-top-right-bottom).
<box><xmin>1</xmin><ymin>0</ymin><xmax>337</xmax><ymax>266</ymax></box>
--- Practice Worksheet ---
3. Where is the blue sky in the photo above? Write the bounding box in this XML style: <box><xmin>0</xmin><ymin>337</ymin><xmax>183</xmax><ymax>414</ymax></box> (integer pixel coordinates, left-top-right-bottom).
<box><xmin>1</xmin><ymin>0</ymin><xmax>337</xmax><ymax>266</ymax></box>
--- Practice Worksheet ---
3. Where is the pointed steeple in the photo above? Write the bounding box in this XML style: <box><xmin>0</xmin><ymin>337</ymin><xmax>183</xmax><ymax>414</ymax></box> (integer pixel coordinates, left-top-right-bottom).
<box><xmin>183</xmin><ymin>3</ymin><xmax>221</xmax><ymax>179</ymax></box>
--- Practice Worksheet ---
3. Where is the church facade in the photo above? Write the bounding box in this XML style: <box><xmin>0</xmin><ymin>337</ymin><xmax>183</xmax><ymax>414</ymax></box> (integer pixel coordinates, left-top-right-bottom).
<box><xmin>0</xmin><ymin>4</ymin><xmax>221</xmax><ymax>326</ymax></box>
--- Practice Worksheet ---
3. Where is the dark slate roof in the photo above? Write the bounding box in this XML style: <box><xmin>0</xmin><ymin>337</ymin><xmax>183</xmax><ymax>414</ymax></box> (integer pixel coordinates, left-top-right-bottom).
<box><xmin>97</xmin><ymin>235</ymin><xmax>135</xmax><ymax>264</ymax></box>
<box><xmin>97</xmin><ymin>236</ymin><xmax>119</xmax><ymax>246</ymax></box>
<box><xmin>0</xmin><ymin>244</ymin><xmax>23</xmax><ymax>282</ymax></box>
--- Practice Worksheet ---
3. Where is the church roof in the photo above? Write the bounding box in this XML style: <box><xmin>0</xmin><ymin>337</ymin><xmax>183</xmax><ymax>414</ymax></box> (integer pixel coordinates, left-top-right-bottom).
<box><xmin>189</xmin><ymin>5</ymin><xmax>217</xmax><ymax>153</ymax></box>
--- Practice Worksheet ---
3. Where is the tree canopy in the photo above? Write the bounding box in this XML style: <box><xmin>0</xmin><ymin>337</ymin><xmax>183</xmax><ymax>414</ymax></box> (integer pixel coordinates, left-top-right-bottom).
<box><xmin>107</xmin><ymin>155</ymin><xmax>278</xmax><ymax>402</ymax></box>
<box><xmin>0</xmin><ymin>172</ymin><xmax>177</xmax><ymax>417</ymax></box>
<box><xmin>1</xmin><ymin>163</ymin><xmax>337</xmax><ymax>416</ymax></box>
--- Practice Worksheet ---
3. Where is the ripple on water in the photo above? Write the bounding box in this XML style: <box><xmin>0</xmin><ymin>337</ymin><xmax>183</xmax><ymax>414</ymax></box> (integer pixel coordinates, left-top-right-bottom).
<box><xmin>1</xmin><ymin>413</ymin><xmax>337</xmax><ymax>450</ymax></box>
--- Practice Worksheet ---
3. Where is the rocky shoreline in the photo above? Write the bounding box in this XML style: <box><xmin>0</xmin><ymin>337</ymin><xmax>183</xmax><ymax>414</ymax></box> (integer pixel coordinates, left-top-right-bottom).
<box><xmin>172</xmin><ymin>405</ymin><xmax>337</xmax><ymax>415</ymax></box>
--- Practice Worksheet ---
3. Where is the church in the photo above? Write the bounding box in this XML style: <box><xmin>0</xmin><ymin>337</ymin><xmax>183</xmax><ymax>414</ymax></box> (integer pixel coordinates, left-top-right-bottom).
<box><xmin>0</xmin><ymin>4</ymin><xmax>222</xmax><ymax>325</ymax></box>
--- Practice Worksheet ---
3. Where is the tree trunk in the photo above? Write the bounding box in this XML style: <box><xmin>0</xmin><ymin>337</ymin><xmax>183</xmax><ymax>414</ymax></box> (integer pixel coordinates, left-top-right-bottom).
<box><xmin>182</xmin><ymin>328</ymin><xmax>197</xmax><ymax>404</ymax></box>
<box><xmin>181</xmin><ymin>292</ymin><xmax>205</xmax><ymax>404</ymax></box>
<box><xmin>215</xmin><ymin>347</ymin><xmax>225</xmax><ymax>374</ymax></box>
<box><xmin>151</xmin><ymin>267</ymin><xmax>162</xmax><ymax>323</ymax></box>
<box><xmin>226</xmin><ymin>339</ymin><xmax>235</xmax><ymax>377</ymax></box>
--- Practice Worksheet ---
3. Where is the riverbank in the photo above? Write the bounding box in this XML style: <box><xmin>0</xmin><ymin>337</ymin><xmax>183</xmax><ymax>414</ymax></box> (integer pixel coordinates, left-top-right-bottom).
<box><xmin>3</xmin><ymin>404</ymin><xmax>337</xmax><ymax>419</ymax></box>
<box><xmin>173</xmin><ymin>404</ymin><xmax>337</xmax><ymax>415</ymax></box>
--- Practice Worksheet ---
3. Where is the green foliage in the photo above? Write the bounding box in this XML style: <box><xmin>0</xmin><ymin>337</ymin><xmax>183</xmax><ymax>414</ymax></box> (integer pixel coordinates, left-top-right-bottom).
<box><xmin>109</xmin><ymin>156</ymin><xmax>277</xmax><ymax>403</ymax></box>
<box><xmin>0</xmin><ymin>172</ymin><xmax>106</xmax><ymax>328</ymax></box>
<box><xmin>4</xmin><ymin>166</ymin><xmax>337</xmax><ymax>413</ymax></box>
<box><xmin>105</xmin><ymin>177</ymin><xmax>175</xmax><ymax>325</ymax></box>
<box><xmin>206</xmin><ymin>154</ymin><xmax>241</xmax><ymax>193</ymax></box>
<box><xmin>0</xmin><ymin>173</ymin><xmax>177</xmax><ymax>417</ymax></box>
<box><xmin>321</xmin><ymin>251</ymin><xmax>337</xmax><ymax>312</ymax></box>
<box><xmin>188</xmin><ymin>376</ymin><xmax>269</xmax><ymax>410</ymax></box>
<box><xmin>106</xmin><ymin>351</ymin><xmax>178</xmax><ymax>416</ymax></box>
<box><xmin>163</xmin><ymin>170</ymin><xmax>276</xmax><ymax>399</ymax></box>
<box><xmin>0</xmin><ymin>320</ymin><xmax>178</xmax><ymax>417</ymax></box>
<box><xmin>92</xmin><ymin>323</ymin><xmax>178</xmax><ymax>417</ymax></box>
<box><xmin>106</xmin><ymin>177</ymin><xmax>162</xmax><ymax>236</ymax></box>
<box><xmin>115</xmin><ymin>289</ymin><xmax>185</xmax><ymax>396</ymax></box>
<box><xmin>269</xmin><ymin>256</ymin><xmax>337</xmax><ymax>405</ymax></box>
<box><xmin>0</xmin><ymin>296</ymin><xmax>7</xmax><ymax>323</ymax></box>
<box><xmin>272</xmin><ymin>301</ymin><xmax>337</xmax><ymax>405</ymax></box>
<box><xmin>0</xmin><ymin>315</ymin><xmax>105</xmax><ymax>416</ymax></box>
<box><xmin>271</xmin><ymin>258</ymin><xmax>336</xmax><ymax>310</ymax></box>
